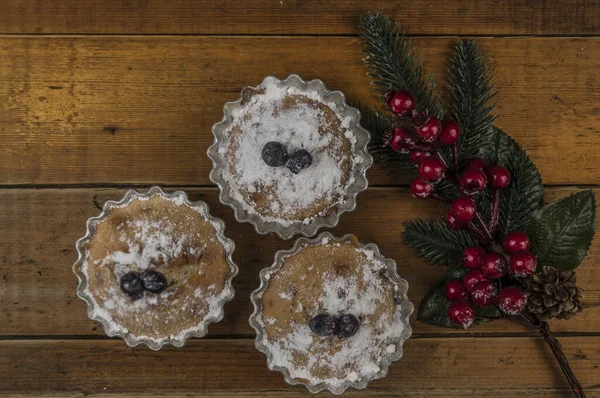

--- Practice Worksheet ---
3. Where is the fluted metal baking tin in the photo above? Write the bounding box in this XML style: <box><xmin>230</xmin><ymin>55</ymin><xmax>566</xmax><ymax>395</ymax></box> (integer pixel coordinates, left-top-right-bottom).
<box><xmin>249</xmin><ymin>231</ymin><xmax>414</xmax><ymax>395</ymax></box>
<box><xmin>73</xmin><ymin>186</ymin><xmax>238</xmax><ymax>350</ymax></box>
<box><xmin>208</xmin><ymin>74</ymin><xmax>373</xmax><ymax>240</ymax></box>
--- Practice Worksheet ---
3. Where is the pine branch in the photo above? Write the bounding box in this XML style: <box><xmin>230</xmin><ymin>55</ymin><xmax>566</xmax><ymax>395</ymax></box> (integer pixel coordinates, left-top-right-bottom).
<box><xmin>448</xmin><ymin>39</ymin><xmax>498</xmax><ymax>165</ymax></box>
<box><xmin>359</xmin><ymin>106</ymin><xmax>416</xmax><ymax>176</ymax></box>
<box><xmin>359</xmin><ymin>11</ymin><xmax>445</xmax><ymax>119</ymax></box>
<box><xmin>403</xmin><ymin>219</ymin><xmax>477</xmax><ymax>267</ymax></box>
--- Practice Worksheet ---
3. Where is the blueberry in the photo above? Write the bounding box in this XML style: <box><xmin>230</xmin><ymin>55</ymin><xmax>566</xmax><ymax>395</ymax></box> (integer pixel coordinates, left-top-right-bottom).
<box><xmin>261</xmin><ymin>141</ymin><xmax>288</xmax><ymax>167</ymax></box>
<box><xmin>141</xmin><ymin>270</ymin><xmax>167</xmax><ymax>294</ymax></box>
<box><xmin>335</xmin><ymin>314</ymin><xmax>359</xmax><ymax>339</ymax></box>
<box><xmin>309</xmin><ymin>314</ymin><xmax>337</xmax><ymax>337</ymax></box>
<box><xmin>286</xmin><ymin>149</ymin><xmax>313</xmax><ymax>174</ymax></box>
<box><xmin>120</xmin><ymin>272</ymin><xmax>144</xmax><ymax>300</ymax></box>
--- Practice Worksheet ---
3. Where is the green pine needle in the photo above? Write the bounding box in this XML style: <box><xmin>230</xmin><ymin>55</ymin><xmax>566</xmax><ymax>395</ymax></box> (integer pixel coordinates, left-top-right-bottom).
<box><xmin>448</xmin><ymin>39</ymin><xmax>498</xmax><ymax>164</ymax></box>
<box><xmin>403</xmin><ymin>220</ymin><xmax>477</xmax><ymax>267</ymax></box>
<box><xmin>359</xmin><ymin>106</ymin><xmax>416</xmax><ymax>176</ymax></box>
<box><xmin>359</xmin><ymin>11</ymin><xmax>445</xmax><ymax>119</ymax></box>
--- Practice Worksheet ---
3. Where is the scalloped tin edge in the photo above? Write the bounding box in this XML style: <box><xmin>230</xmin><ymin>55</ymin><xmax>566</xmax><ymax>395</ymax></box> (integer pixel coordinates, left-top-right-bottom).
<box><xmin>72</xmin><ymin>186</ymin><xmax>239</xmax><ymax>351</ymax></box>
<box><xmin>207</xmin><ymin>74</ymin><xmax>373</xmax><ymax>240</ymax></box>
<box><xmin>248</xmin><ymin>231</ymin><xmax>414</xmax><ymax>395</ymax></box>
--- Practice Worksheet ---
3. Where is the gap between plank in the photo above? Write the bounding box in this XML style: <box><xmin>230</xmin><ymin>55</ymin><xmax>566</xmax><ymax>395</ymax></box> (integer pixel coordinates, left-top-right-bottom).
<box><xmin>0</xmin><ymin>183</ymin><xmax>598</xmax><ymax>190</ymax></box>
<box><xmin>0</xmin><ymin>332</ymin><xmax>598</xmax><ymax>341</ymax></box>
<box><xmin>1</xmin><ymin>33</ymin><xmax>600</xmax><ymax>39</ymax></box>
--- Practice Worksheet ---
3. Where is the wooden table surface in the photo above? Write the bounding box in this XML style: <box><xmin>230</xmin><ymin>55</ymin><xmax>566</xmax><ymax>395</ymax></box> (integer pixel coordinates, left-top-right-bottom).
<box><xmin>1</xmin><ymin>1</ymin><xmax>600</xmax><ymax>397</ymax></box>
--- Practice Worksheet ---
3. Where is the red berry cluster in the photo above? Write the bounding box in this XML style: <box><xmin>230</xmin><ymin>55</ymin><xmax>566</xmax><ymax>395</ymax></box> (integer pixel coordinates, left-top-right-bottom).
<box><xmin>383</xmin><ymin>90</ymin><xmax>463</xmax><ymax>199</ymax></box>
<box><xmin>383</xmin><ymin>91</ymin><xmax>511</xmax><ymax>213</ymax></box>
<box><xmin>383</xmin><ymin>89</ymin><xmax>538</xmax><ymax>329</ymax></box>
<box><xmin>443</xmin><ymin>157</ymin><xmax>511</xmax><ymax>230</ymax></box>
<box><xmin>445</xmin><ymin>231</ymin><xmax>536</xmax><ymax>328</ymax></box>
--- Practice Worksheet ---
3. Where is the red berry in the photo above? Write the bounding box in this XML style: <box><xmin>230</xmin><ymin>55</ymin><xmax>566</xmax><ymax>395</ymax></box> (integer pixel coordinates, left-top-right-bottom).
<box><xmin>497</xmin><ymin>287</ymin><xmax>527</xmax><ymax>315</ymax></box>
<box><xmin>386</xmin><ymin>90</ymin><xmax>416</xmax><ymax>117</ymax></box>
<box><xmin>462</xmin><ymin>246</ymin><xmax>486</xmax><ymax>269</ymax></box>
<box><xmin>487</xmin><ymin>165</ymin><xmax>511</xmax><ymax>189</ymax></box>
<box><xmin>509</xmin><ymin>252</ymin><xmax>537</xmax><ymax>277</ymax></box>
<box><xmin>463</xmin><ymin>269</ymin><xmax>488</xmax><ymax>292</ymax></box>
<box><xmin>471</xmin><ymin>280</ymin><xmax>498</xmax><ymax>307</ymax></box>
<box><xmin>409</xmin><ymin>149</ymin><xmax>432</xmax><ymax>164</ymax></box>
<box><xmin>503</xmin><ymin>231</ymin><xmax>531</xmax><ymax>253</ymax></box>
<box><xmin>415</xmin><ymin>117</ymin><xmax>442</xmax><ymax>143</ymax></box>
<box><xmin>445</xmin><ymin>279</ymin><xmax>467</xmax><ymax>301</ymax></box>
<box><xmin>410</xmin><ymin>178</ymin><xmax>434</xmax><ymax>199</ymax></box>
<box><xmin>467</xmin><ymin>158</ymin><xmax>487</xmax><ymax>170</ymax></box>
<box><xmin>418</xmin><ymin>157</ymin><xmax>446</xmax><ymax>182</ymax></box>
<box><xmin>445</xmin><ymin>212</ymin><xmax>467</xmax><ymax>230</ymax></box>
<box><xmin>481</xmin><ymin>252</ymin><xmax>508</xmax><ymax>279</ymax></box>
<box><xmin>384</xmin><ymin>127</ymin><xmax>415</xmax><ymax>153</ymax></box>
<box><xmin>438</xmin><ymin>120</ymin><xmax>461</xmax><ymax>145</ymax></box>
<box><xmin>450</xmin><ymin>197</ymin><xmax>477</xmax><ymax>223</ymax></box>
<box><xmin>448</xmin><ymin>301</ymin><xmax>475</xmax><ymax>329</ymax></box>
<box><xmin>459</xmin><ymin>168</ymin><xmax>488</xmax><ymax>194</ymax></box>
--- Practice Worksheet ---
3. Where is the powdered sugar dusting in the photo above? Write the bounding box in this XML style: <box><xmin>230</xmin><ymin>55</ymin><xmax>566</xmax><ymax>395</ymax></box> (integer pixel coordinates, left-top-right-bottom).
<box><xmin>257</xmin><ymin>241</ymin><xmax>407</xmax><ymax>390</ymax></box>
<box><xmin>78</xmin><ymin>190</ymin><xmax>237</xmax><ymax>348</ymax></box>
<box><xmin>220</xmin><ymin>78</ymin><xmax>358</xmax><ymax>225</ymax></box>
<box><xmin>107</xmin><ymin>218</ymin><xmax>188</xmax><ymax>274</ymax></box>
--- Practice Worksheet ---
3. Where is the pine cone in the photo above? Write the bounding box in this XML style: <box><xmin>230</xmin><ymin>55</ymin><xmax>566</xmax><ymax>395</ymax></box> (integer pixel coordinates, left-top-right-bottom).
<box><xmin>525</xmin><ymin>266</ymin><xmax>584</xmax><ymax>321</ymax></box>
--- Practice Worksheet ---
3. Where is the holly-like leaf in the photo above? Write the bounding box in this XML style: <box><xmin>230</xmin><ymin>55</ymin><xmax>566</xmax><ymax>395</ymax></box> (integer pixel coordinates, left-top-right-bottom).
<box><xmin>478</xmin><ymin>127</ymin><xmax>544</xmax><ymax>236</ymax></box>
<box><xmin>417</xmin><ymin>268</ymin><xmax>500</xmax><ymax>328</ymax></box>
<box><xmin>528</xmin><ymin>190</ymin><xmax>596</xmax><ymax>270</ymax></box>
<box><xmin>403</xmin><ymin>220</ymin><xmax>477</xmax><ymax>267</ymax></box>
<box><xmin>417</xmin><ymin>277</ymin><xmax>457</xmax><ymax>328</ymax></box>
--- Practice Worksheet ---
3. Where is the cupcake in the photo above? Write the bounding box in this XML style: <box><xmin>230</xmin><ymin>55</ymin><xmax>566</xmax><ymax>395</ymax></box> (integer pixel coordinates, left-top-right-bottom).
<box><xmin>249</xmin><ymin>232</ymin><xmax>413</xmax><ymax>394</ymax></box>
<box><xmin>73</xmin><ymin>187</ymin><xmax>237</xmax><ymax>350</ymax></box>
<box><xmin>208</xmin><ymin>75</ymin><xmax>372</xmax><ymax>239</ymax></box>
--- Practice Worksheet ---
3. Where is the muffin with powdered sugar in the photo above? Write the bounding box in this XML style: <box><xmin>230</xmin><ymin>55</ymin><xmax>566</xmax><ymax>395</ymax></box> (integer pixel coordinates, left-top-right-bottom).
<box><xmin>250</xmin><ymin>232</ymin><xmax>413</xmax><ymax>394</ymax></box>
<box><xmin>209</xmin><ymin>75</ymin><xmax>372</xmax><ymax>239</ymax></box>
<box><xmin>73</xmin><ymin>187</ymin><xmax>237</xmax><ymax>350</ymax></box>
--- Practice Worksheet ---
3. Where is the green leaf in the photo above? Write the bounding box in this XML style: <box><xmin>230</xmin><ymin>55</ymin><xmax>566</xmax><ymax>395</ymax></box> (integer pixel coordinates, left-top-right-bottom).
<box><xmin>403</xmin><ymin>220</ymin><xmax>477</xmax><ymax>267</ymax></box>
<box><xmin>359</xmin><ymin>11</ymin><xmax>445</xmax><ymax>119</ymax></box>
<box><xmin>359</xmin><ymin>106</ymin><xmax>416</xmax><ymax>177</ymax></box>
<box><xmin>417</xmin><ymin>278</ymin><xmax>456</xmax><ymax>328</ymax></box>
<box><xmin>448</xmin><ymin>39</ymin><xmax>498</xmax><ymax>165</ymax></box>
<box><xmin>417</xmin><ymin>268</ymin><xmax>500</xmax><ymax>328</ymax></box>
<box><xmin>528</xmin><ymin>190</ymin><xmax>596</xmax><ymax>270</ymax></box>
<box><xmin>478</xmin><ymin>127</ymin><xmax>544</xmax><ymax>236</ymax></box>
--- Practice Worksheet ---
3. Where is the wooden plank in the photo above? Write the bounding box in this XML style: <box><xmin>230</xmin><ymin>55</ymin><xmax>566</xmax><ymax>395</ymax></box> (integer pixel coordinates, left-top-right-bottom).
<box><xmin>0</xmin><ymin>187</ymin><xmax>598</xmax><ymax>336</ymax></box>
<box><xmin>2</xmin><ymin>1</ymin><xmax>600</xmax><ymax>35</ymax></box>
<box><xmin>0</xmin><ymin>338</ymin><xmax>598</xmax><ymax>396</ymax></box>
<box><xmin>2</xmin><ymin>37</ymin><xmax>600</xmax><ymax>185</ymax></box>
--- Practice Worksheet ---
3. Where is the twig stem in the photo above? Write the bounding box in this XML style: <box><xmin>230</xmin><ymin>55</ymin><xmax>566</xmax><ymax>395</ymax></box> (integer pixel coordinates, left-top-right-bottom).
<box><xmin>508</xmin><ymin>313</ymin><xmax>586</xmax><ymax>398</ymax></box>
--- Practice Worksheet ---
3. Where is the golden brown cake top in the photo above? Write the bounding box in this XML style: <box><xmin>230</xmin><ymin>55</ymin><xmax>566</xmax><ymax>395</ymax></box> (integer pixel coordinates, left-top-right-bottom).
<box><xmin>81</xmin><ymin>194</ymin><xmax>234</xmax><ymax>343</ymax></box>
<box><xmin>220</xmin><ymin>78</ymin><xmax>362</xmax><ymax>225</ymax></box>
<box><xmin>256</xmin><ymin>236</ymin><xmax>406</xmax><ymax>389</ymax></box>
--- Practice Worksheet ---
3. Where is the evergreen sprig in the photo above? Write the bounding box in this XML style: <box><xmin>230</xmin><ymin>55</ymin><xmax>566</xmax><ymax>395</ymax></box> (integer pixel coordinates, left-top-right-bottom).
<box><xmin>479</xmin><ymin>127</ymin><xmax>544</xmax><ymax>236</ymax></box>
<box><xmin>448</xmin><ymin>39</ymin><xmax>498</xmax><ymax>164</ymax></box>
<box><xmin>358</xmin><ymin>12</ymin><xmax>593</xmax><ymax>395</ymax></box>
<box><xmin>359</xmin><ymin>10</ymin><xmax>445</xmax><ymax>119</ymax></box>
<box><xmin>403</xmin><ymin>220</ymin><xmax>477</xmax><ymax>267</ymax></box>
<box><xmin>360</xmin><ymin>106</ymin><xmax>416</xmax><ymax>176</ymax></box>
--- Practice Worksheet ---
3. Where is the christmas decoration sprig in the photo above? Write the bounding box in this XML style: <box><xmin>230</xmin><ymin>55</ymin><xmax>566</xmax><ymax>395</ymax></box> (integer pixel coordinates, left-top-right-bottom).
<box><xmin>359</xmin><ymin>11</ymin><xmax>595</xmax><ymax>398</ymax></box>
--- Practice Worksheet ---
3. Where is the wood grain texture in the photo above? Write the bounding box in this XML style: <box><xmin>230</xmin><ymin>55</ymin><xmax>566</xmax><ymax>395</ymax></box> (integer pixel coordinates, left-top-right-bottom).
<box><xmin>2</xmin><ymin>0</ymin><xmax>600</xmax><ymax>35</ymax></box>
<box><xmin>2</xmin><ymin>37</ymin><xmax>600</xmax><ymax>185</ymax></box>
<box><xmin>0</xmin><ymin>338</ymin><xmax>598</xmax><ymax>396</ymax></box>
<box><xmin>1</xmin><ymin>187</ymin><xmax>598</xmax><ymax>336</ymax></box>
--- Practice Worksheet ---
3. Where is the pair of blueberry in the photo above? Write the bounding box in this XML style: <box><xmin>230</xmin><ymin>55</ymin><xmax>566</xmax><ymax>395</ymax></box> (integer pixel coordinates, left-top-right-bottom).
<box><xmin>261</xmin><ymin>141</ymin><xmax>313</xmax><ymax>174</ymax></box>
<box><xmin>120</xmin><ymin>270</ymin><xmax>167</xmax><ymax>300</ymax></box>
<box><xmin>309</xmin><ymin>313</ymin><xmax>360</xmax><ymax>339</ymax></box>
